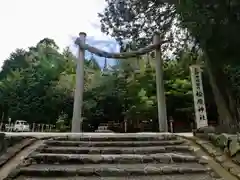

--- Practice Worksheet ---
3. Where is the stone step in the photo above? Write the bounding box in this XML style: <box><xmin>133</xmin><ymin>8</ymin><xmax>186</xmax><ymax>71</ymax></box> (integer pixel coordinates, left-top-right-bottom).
<box><xmin>45</xmin><ymin>140</ymin><xmax>185</xmax><ymax>147</ymax></box>
<box><xmin>15</xmin><ymin>174</ymin><xmax>215</xmax><ymax>180</ymax></box>
<box><xmin>38</xmin><ymin>145</ymin><xmax>192</xmax><ymax>154</ymax></box>
<box><xmin>16</xmin><ymin>163</ymin><xmax>211</xmax><ymax>177</ymax></box>
<box><xmin>52</xmin><ymin>134</ymin><xmax>177</xmax><ymax>141</ymax></box>
<box><xmin>29</xmin><ymin>153</ymin><xmax>199</xmax><ymax>164</ymax></box>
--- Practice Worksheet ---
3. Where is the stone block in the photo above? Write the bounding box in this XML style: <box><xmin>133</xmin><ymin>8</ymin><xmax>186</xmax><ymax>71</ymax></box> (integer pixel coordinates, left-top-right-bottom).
<box><xmin>215</xmin><ymin>155</ymin><xmax>227</xmax><ymax>163</ymax></box>
<box><xmin>208</xmin><ymin>133</ymin><xmax>218</xmax><ymax>142</ymax></box>
<box><xmin>228</xmin><ymin>136</ymin><xmax>240</xmax><ymax>157</ymax></box>
<box><xmin>215</xmin><ymin>133</ymin><xmax>230</xmax><ymax>149</ymax></box>
<box><xmin>196</xmin><ymin>126</ymin><xmax>215</xmax><ymax>134</ymax></box>
<box><xmin>0</xmin><ymin>133</ymin><xmax>6</xmax><ymax>154</ymax></box>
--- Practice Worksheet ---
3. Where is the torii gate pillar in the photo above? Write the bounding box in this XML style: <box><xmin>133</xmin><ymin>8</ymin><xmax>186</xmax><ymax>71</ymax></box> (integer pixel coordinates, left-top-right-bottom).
<box><xmin>153</xmin><ymin>33</ymin><xmax>168</xmax><ymax>132</ymax></box>
<box><xmin>71</xmin><ymin>32</ymin><xmax>86</xmax><ymax>132</ymax></box>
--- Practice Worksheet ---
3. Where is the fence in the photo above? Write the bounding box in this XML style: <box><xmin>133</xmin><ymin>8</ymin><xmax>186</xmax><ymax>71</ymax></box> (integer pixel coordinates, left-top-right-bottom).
<box><xmin>0</xmin><ymin>122</ymin><xmax>55</xmax><ymax>132</ymax></box>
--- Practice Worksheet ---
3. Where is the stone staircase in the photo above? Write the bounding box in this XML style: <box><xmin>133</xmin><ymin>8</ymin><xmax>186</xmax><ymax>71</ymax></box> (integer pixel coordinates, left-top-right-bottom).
<box><xmin>8</xmin><ymin>134</ymin><xmax>219</xmax><ymax>179</ymax></box>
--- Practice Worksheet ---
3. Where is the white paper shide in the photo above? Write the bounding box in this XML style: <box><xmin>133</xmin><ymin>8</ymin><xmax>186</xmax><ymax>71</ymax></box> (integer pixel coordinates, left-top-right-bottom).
<box><xmin>190</xmin><ymin>65</ymin><xmax>208</xmax><ymax>128</ymax></box>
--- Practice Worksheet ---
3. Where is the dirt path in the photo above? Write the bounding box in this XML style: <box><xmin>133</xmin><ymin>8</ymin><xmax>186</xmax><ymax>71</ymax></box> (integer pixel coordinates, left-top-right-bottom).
<box><xmin>0</xmin><ymin>140</ymin><xmax>44</xmax><ymax>180</ymax></box>
<box><xmin>186</xmin><ymin>138</ymin><xmax>238</xmax><ymax>180</ymax></box>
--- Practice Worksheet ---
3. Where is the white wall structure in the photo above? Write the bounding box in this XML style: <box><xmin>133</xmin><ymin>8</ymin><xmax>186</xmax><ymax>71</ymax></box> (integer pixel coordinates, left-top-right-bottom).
<box><xmin>190</xmin><ymin>65</ymin><xmax>208</xmax><ymax>128</ymax></box>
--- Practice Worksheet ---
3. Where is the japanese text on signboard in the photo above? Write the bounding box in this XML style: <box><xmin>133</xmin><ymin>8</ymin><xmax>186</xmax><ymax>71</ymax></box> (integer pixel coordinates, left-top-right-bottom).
<box><xmin>190</xmin><ymin>65</ymin><xmax>208</xmax><ymax>128</ymax></box>
<box><xmin>194</xmin><ymin>68</ymin><xmax>206</xmax><ymax>121</ymax></box>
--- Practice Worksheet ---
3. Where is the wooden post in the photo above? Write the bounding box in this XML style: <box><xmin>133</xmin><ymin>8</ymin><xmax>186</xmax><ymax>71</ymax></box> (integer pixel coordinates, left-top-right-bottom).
<box><xmin>124</xmin><ymin>119</ymin><xmax>127</xmax><ymax>133</ymax></box>
<box><xmin>32</xmin><ymin>123</ymin><xmax>35</xmax><ymax>132</ymax></box>
<box><xmin>10</xmin><ymin>123</ymin><xmax>14</xmax><ymax>132</ymax></box>
<box><xmin>169</xmin><ymin>117</ymin><xmax>174</xmax><ymax>133</ymax></box>
<box><xmin>0</xmin><ymin>122</ymin><xmax>2</xmax><ymax>131</ymax></box>
<box><xmin>153</xmin><ymin>33</ymin><xmax>168</xmax><ymax>132</ymax></box>
<box><xmin>71</xmin><ymin>32</ymin><xmax>86</xmax><ymax>132</ymax></box>
<box><xmin>41</xmin><ymin>124</ymin><xmax>44</xmax><ymax>132</ymax></box>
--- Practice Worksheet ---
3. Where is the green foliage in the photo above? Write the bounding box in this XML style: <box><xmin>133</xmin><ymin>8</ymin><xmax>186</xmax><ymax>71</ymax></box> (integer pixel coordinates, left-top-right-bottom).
<box><xmin>99</xmin><ymin>0</ymin><xmax>240</xmax><ymax>128</ymax></box>
<box><xmin>0</xmin><ymin>36</ymin><xmax>199</xmax><ymax>131</ymax></box>
<box><xmin>0</xmin><ymin>38</ymin><xmax>77</xmax><ymax>124</ymax></box>
<box><xmin>56</xmin><ymin>113</ymin><xmax>69</xmax><ymax>132</ymax></box>
<box><xmin>82</xmin><ymin>55</ymin><xmax>194</xmax><ymax>131</ymax></box>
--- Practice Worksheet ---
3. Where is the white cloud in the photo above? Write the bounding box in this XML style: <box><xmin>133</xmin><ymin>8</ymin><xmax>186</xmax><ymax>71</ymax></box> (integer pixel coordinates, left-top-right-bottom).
<box><xmin>0</xmin><ymin>0</ymin><xmax>117</xmax><ymax>68</ymax></box>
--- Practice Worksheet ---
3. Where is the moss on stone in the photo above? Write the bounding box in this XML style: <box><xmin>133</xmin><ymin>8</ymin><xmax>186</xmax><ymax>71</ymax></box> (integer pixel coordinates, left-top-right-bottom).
<box><xmin>228</xmin><ymin>136</ymin><xmax>240</xmax><ymax>157</ymax></box>
<box><xmin>215</xmin><ymin>133</ymin><xmax>230</xmax><ymax>149</ymax></box>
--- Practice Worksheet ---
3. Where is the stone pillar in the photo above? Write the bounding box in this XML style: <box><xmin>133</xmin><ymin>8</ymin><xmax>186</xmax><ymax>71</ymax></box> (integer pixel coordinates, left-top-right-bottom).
<box><xmin>153</xmin><ymin>33</ymin><xmax>168</xmax><ymax>132</ymax></box>
<box><xmin>71</xmin><ymin>32</ymin><xmax>86</xmax><ymax>132</ymax></box>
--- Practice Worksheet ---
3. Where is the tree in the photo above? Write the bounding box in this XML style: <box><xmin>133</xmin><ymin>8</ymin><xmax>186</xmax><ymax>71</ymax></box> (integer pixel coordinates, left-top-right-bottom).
<box><xmin>99</xmin><ymin>0</ymin><xmax>240</xmax><ymax>130</ymax></box>
<box><xmin>0</xmin><ymin>37</ymin><xmax>104</xmax><ymax>128</ymax></box>
<box><xmin>0</xmin><ymin>34</ymin><xmax>202</xmax><ymax>132</ymax></box>
<box><xmin>0</xmin><ymin>38</ymin><xmax>72</xmax><ymax>124</ymax></box>
<box><xmin>0</xmin><ymin>49</ymin><xmax>28</xmax><ymax>79</ymax></box>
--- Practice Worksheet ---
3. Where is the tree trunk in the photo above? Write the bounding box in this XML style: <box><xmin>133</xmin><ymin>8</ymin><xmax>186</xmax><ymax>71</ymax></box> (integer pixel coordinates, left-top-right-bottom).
<box><xmin>226</xmin><ymin>88</ymin><xmax>240</xmax><ymax>124</ymax></box>
<box><xmin>205</xmin><ymin>58</ymin><xmax>235</xmax><ymax>129</ymax></box>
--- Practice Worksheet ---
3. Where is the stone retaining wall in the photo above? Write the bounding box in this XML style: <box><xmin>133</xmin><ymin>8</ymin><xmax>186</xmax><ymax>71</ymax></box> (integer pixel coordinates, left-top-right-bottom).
<box><xmin>0</xmin><ymin>133</ymin><xmax>27</xmax><ymax>156</ymax></box>
<box><xmin>0</xmin><ymin>133</ymin><xmax>36</xmax><ymax>168</ymax></box>
<box><xmin>192</xmin><ymin>128</ymin><xmax>240</xmax><ymax>179</ymax></box>
<box><xmin>194</xmin><ymin>132</ymin><xmax>240</xmax><ymax>157</ymax></box>
<box><xmin>0</xmin><ymin>133</ymin><xmax>5</xmax><ymax>155</ymax></box>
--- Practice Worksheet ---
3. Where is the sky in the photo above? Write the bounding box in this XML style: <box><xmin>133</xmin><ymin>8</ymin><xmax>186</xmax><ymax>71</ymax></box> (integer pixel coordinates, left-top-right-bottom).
<box><xmin>0</xmin><ymin>0</ymin><xmax>119</xmax><ymax>68</ymax></box>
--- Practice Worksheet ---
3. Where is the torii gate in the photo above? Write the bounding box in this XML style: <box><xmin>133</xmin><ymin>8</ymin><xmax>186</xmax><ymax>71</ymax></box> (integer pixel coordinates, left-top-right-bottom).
<box><xmin>72</xmin><ymin>32</ymin><xmax>168</xmax><ymax>133</ymax></box>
